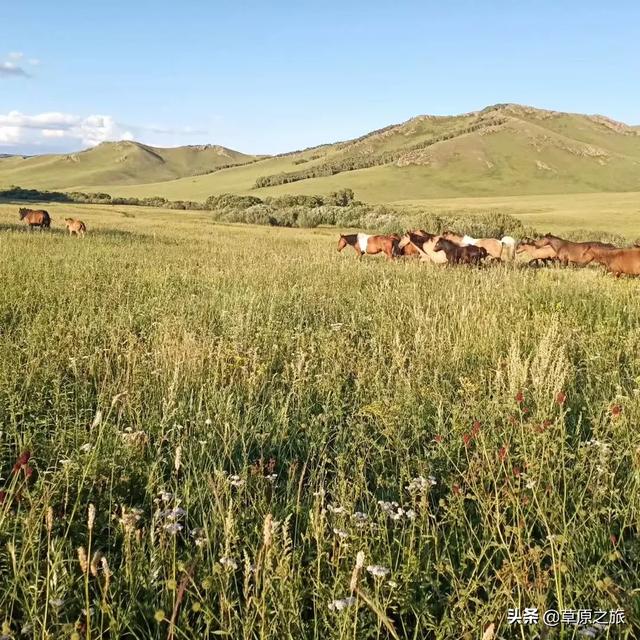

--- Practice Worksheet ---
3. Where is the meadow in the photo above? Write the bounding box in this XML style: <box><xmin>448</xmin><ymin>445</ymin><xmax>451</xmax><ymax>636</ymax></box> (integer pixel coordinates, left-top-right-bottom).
<box><xmin>0</xmin><ymin>201</ymin><xmax>639</xmax><ymax>639</ymax></box>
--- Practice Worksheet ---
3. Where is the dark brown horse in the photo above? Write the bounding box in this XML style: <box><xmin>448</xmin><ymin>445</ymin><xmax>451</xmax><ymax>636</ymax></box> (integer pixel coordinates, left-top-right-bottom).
<box><xmin>337</xmin><ymin>233</ymin><xmax>400</xmax><ymax>260</ymax></box>
<box><xmin>434</xmin><ymin>238</ymin><xmax>488</xmax><ymax>265</ymax></box>
<box><xmin>537</xmin><ymin>234</ymin><xmax>614</xmax><ymax>267</ymax></box>
<box><xmin>585</xmin><ymin>246</ymin><xmax>640</xmax><ymax>277</ymax></box>
<box><xmin>19</xmin><ymin>207</ymin><xmax>51</xmax><ymax>230</ymax></box>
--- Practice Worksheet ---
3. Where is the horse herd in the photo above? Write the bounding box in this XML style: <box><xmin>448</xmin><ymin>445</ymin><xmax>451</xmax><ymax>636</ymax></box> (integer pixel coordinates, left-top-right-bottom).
<box><xmin>337</xmin><ymin>230</ymin><xmax>640</xmax><ymax>276</ymax></box>
<box><xmin>17</xmin><ymin>208</ymin><xmax>87</xmax><ymax>237</ymax></box>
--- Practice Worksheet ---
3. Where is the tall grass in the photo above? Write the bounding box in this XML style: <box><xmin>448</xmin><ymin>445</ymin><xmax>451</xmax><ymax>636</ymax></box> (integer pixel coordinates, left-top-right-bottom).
<box><xmin>0</xmin><ymin>207</ymin><xmax>638</xmax><ymax>638</ymax></box>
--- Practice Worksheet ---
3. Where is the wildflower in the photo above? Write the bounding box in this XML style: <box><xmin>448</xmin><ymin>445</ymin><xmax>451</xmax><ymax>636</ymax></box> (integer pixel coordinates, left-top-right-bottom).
<box><xmin>159</xmin><ymin>491</ymin><xmax>173</xmax><ymax>503</ymax></box>
<box><xmin>164</xmin><ymin>507</ymin><xmax>186</xmax><ymax>520</ymax></box>
<box><xmin>515</xmin><ymin>391</ymin><xmax>524</xmax><ymax>404</ymax></box>
<box><xmin>174</xmin><ymin>446</ymin><xmax>182</xmax><ymax>473</ymax></box>
<box><xmin>452</xmin><ymin>483</ymin><xmax>461</xmax><ymax>496</ymax></box>
<box><xmin>118</xmin><ymin>506</ymin><xmax>143</xmax><ymax>532</ymax></box>
<box><xmin>610</xmin><ymin>534</ymin><xmax>618</xmax><ymax>545</ymax></box>
<box><xmin>556</xmin><ymin>392</ymin><xmax>566</xmax><ymax>405</ymax></box>
<box><xmin>433</xmin><ymin>434</ymin><xmax>444</xmax><ymax>444</ymax></box>
<box><xmin>498</xmin><ymin>445</ymin><xmax>508</xmax><ymax>461</ymax></box>
<box><xmin>163</xmin><ymin>522</ymin><xmax>183</xmax><ymax>535</ymax></box>
<box><xmin>405</xmin><ymin>509</ymin><xmax>417</xmax><ymax>520</ymax></box>
<box><xmin>352</xmin><ymin>511</ymin><xmax>368</xmax><ymax>526</ymax></box>
<box><xmin>471</xmin><ymin>420</ymin><xmax>481</xmax><ymax>435</ymax></box>
<box><xmin>50</xmin><ymin>598</ymin><xmax>64</xmax><ymax>608</ymax></box>
<box><xmin>462</xmin><ymin>433</ymin><xmax>472</xmax><ymax>447</ymax></box>
<box><xmin>513</xmin><ymin>466</ymin><xmax>521</xmax><ymax>478</ymax></box>
<box><xmin>326</xmin><ymin>503</ymin><xmax>346</xmax><ymax>514</ymax></box>
<box><xmin>328</xmin><ymin>596</ymin><xmax>356</xmax><ymax>611</ymax></box>
<box><xmin>80</xmin><ymin>443</ymin><xmax>92</xmax><ymax>454</ymax></box>
<box><xmin>219</xmin><ymin>556</ymin><xmax>238</xmax><ymax>570</ymax></box>
<box><xmin>610</xmin><ymin>404</ymin><xmax>622</xmax><ymax>417</ymax></box>
<box><xmin>406</xmin><ymin>475</ymin><xmax>436</xmax><ymax>493</ymax></box>
<box><xmin>190</xmin><ymin>528</ymin><xmax>207</xmax><ymax>547</ymax></box>
<box><xmin>154</xmin><ymin>610</ymin><xmax>165</xmax><ymax>622</ymax></box>
<box><xmin>205</xmin><ymin>418</ymin><xmax>212</xmax><ymax>426</ymax></box>
<box><xmin>366</xmin><ymin>565</ymin><xmax>390</xmax><ymax>577</ymax></box>
<box><xmin>265</xmin><ymin>473</ymin><xmax>277</xmax><ymax>482</ymax></box>
<box><xmin>229</xmin><ymin>475</ymin><xmax>245</xmax><ymax>488</ymax></box>
<box><xmin>333</xmin><ymin>528</ymin><xmax>348</xmax><ymax>539</ymax></box>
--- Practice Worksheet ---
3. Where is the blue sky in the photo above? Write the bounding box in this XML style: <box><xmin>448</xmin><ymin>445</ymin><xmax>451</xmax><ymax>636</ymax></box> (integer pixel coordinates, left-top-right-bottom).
<box><xmin>1</xmin><ymin>0</ymin><xmax>639</xmax><ymax>155</ymax></box>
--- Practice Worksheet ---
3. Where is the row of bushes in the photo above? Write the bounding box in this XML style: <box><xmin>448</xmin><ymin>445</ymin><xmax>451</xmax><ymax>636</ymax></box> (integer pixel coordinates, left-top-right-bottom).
<box><xmin>253</xmin><ymin>116</ymin><xmax>508</xmax><ymax>188</ymax></box>
<box><xmin>3</xmin><ymin>185</ymin><xmax>630</xmax><ymax>244</ymax></box>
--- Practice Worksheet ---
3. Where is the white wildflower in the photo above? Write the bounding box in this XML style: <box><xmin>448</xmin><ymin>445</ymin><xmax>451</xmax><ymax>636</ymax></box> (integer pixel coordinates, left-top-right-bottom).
<box><xmin>406</xmin><ymin>475</ymin><xmax>436</xmax><ymax>492</ymax></box>
<box><xmin>266</xmin><ymin>473</ymin><xmax>278</xmax><ymax>482</ymax></box>
<box><xmin>333</xmin><ymin>528</ymin><xmax>348</xmax><ymax>539</ymax></box>
<box><xmin>205</xmin><ymin>418</ymin><xmax>212</xmax><ymax>426</ymax></box>
<box><xmin>229</xmin><ymin>475</ymin><xmax>245</xmax><ymax>488</ymax></box>
<box><xmin>164</xmin><ymin>522</ymin><xmax>183</xmax><ymax>534</ymax></box>
<box><xmin>164</xmin><ymin>507</ymin><xmax>186</xmax><ymax>520</ymax></box>
<box><xmin>80</xmin><ymin>443</ymin><xmax>93</xmax><ymax>453</ymax></box>
<box><xmin>328</xmin><ymin>596</ymin><xmax>356</xmax><ymax>611</ymax></box>
<box><xmin>327</xmin><ymin>504</ymin><xmax>346</xmax><ymax>515</ymax></box>
<box><xmin>366</xmin><ymin>565</ymin><xmax>390</xmax><ymax>577</ymax></box>
<box><xmin>219</xmin><ymin>556</ymin><xmax>238</xmax><ymax>570</ymax></box>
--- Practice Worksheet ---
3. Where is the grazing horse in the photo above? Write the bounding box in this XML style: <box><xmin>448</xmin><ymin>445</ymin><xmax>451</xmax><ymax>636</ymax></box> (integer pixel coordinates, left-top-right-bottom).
<box><xmin>441</xmin><ymin>231</ymin><xmax>514</xmax><ymax>261</ymax></box>
<box><xmin>64</xmin><ymin>218</ymin><xmax>87</xmax><ymax>237</ymax></box>
<box><xmin>337</xmin><ymin>233</ymin><xmax>400</xmax><ymax>260</ymax></box>
<box><xmin>19</xmin><ymin>207</ymin><xmax>51</xmax><ymax>230</ymax></box>
<box><xmin>434</xmin><ymin>238</ymin><xmax>488</xmax><ymax>265</ymax></box>
<box><xmin>516</xmin><ymin>238</ymin><xmax>558</xmax><ymax>266</ymax></box>
<box><xmin>585</xmin><ymin>246</ymin><xmax>640</xmax><ymax>277</ymax></box>
<box><xmin>537</xmin><ymin>234</ymin><xmax>615</xmax><ymax>267</ymax></box>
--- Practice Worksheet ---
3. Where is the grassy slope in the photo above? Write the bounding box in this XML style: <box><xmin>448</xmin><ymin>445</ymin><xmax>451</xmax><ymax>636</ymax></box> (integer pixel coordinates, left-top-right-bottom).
<box><xmin>0</xmin><ymin>203</ymin><xmax>639</xmax><ymax>638</ymax></box>
<box><xmin>59</xmin><ymin>104</ymin><xmax>640</xmax><ymax>202</ymax></box>
<box><xmin>0</xmin><ymin>140</ymin><xmax>258</xmax><ymax>189</ymax></box>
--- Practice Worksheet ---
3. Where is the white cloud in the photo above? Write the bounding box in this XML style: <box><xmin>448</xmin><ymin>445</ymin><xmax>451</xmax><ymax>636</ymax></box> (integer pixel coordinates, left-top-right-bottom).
<box><xmin>0</xmin><ymin>61</ymin><xmax>29</xmax><ymax>77</ymax></box>
<box><xmin>8</xmin><ymin>52</ymin><xmax>24</xmax><ymax>60</ymax></box>
<box><xmin>0</xmin><ymin>110</ymin><xmax>135</xmax><ymax>148</ymax></box>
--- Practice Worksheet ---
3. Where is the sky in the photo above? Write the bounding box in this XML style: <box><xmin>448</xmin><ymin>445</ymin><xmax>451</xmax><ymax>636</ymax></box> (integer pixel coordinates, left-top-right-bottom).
<box><xmin>1</xmin><ymin>0</ymin><xmax>639</xmax><ymax>155</ymax></box>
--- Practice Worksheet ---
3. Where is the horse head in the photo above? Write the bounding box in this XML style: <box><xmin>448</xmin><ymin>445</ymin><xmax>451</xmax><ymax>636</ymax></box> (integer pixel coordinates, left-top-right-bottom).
<box><xmin>18</xmin><ymin>207</ymin><xmax>28</xmax><ymax>220</ymax></box>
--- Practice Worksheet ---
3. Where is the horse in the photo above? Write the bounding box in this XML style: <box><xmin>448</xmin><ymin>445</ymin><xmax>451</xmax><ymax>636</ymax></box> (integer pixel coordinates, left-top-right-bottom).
<box><xmin>337</xmin><ymin>233</ymin><xmax>400</xmax><ymax>260</ymax></box>
<box><xmin>434</xmin><ymin>237</ymin><xmax>488</xmax><ymax>265</ymax></box>
<box><xmin>441</xmin><ymin>231</ymin><xmax>515</xmax><ymax>261</ymax></box>
<box><xmin>399</xmin><ymin>231</ymin><xmax>448</xmax><ymax>264</ymax></box>
<box><xmin>585</xmin><ymin>246</ymin><xmax>640</xmax><ymax>277</ymax></box>
<box><xmin>516</xmin><ymin>238</ymin><xmax>558</xmax><ymax>266</ymax></box>
<box><xmin>19</xmin><ymin>207</ymin><xmax>51</xmax><ymax>230</ymax></box>
<box><xmin>536</xmin><ymin>234</ymin><xmax>615</xmax><ymax>267</ymax></box>
<box><xmin>64</xmin><ymin>218</ymin><xmax>87</xmax><ymax>237</ymax></box>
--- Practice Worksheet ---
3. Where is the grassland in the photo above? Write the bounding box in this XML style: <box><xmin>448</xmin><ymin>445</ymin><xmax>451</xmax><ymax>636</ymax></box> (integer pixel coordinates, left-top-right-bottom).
<box><xmin>0</xmin><ymin>202</ymin><xmax>639</xmax><ymax>638</ymax></box>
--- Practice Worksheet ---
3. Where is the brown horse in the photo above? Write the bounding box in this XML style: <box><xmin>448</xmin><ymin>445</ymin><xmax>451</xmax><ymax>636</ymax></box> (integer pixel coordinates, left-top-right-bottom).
<box><xmin>337</xmin><ymin>233</ymin><xmax>400</xmax><ymax>260</ymax></box>
<box><xmin>516</xmin><ymin>238</ymin><xmax>558</xmax><ymax>266</ymax></box>
<box><xmin>537</xmin><ymin>234</ymin><xmax>615</xmax><ymax>267</ymax></box>
<box><xmin>64</xmin><ymin>218</ymin><xmax>87</xmax><ymax>237</ymax></box>
<box><xmin>442</xmin><ymin>231</ymin><xmax>508</xmax><ymax>260</ymax></box>
<box><xmin>19</xmin><ymin>207</ymin><xmax>51</xmax><ymax>230</ymax></box>
<box><xmin>434</xmin><ymin>237</ymin><xmax>488</xmax><ymax>265</ymax></box>
<box><xmin>585</xmin><ymin>246</ymin><xmax>640</xmax><ymax>277</ymax></box>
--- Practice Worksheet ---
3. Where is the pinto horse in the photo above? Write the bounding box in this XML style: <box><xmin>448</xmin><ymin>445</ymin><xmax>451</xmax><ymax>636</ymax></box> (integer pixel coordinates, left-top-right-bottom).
<box><xmin>19</xmin><ymin>207</ymin><xmax>51</xmax><ymax>230</ymax></box>
<box><xmin>536</xmin><ymin>234</ymin><xmax>615</xmax><ymax>267</ymax></box>
<box><xmin>434</xmin><ymin>238</ymin><xmax>488</xmax><ymax>265</ymax></box>
<box><xmin>441</xmin><ymin>231</ymin><xmax>516</xmax><ymax>261</ymax></box>
<box><xmin>337</xmin><ymin>233</ymin><xmax>400</xmax><ymax>260</ymax></box>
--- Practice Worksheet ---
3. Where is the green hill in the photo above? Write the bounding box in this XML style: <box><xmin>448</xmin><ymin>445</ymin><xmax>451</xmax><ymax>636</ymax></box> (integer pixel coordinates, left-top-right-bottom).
<box><xmin>0</xmin><ymin>141</ymin><xmax>258</xmax><ymax>189</ymax></box>
<box><xmin>2</xmin><ymin>104</ymin><xmax>640</xmax><ymax>201</ymax></box>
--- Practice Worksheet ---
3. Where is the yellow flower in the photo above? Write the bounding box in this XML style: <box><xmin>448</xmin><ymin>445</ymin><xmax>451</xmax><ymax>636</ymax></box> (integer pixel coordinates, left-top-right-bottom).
<box><xmin>166</xmin><ymin>579</ymin><xmax>177</xmax><ymax>590</ymax></box>
<box><xmin>191</xmin><ymin>602</ymin><xmax>202</xmax><ymax>612</ymax></box>
<box><xmin>154</xmin><ymin>609</ymin><xmax>165</xmax><ymax>622</ymax></box>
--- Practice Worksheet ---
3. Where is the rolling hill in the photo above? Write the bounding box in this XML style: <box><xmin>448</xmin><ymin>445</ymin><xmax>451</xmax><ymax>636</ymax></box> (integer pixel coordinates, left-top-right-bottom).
<box><xmin>0</xmin><ymin>141</ymin><xmax>258</xmax><ymax>189</ymax></box>
<box><xmin>1</xmin><ymin>104</ymin><xmax>640</xmax><ymax>202</ymax></box>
